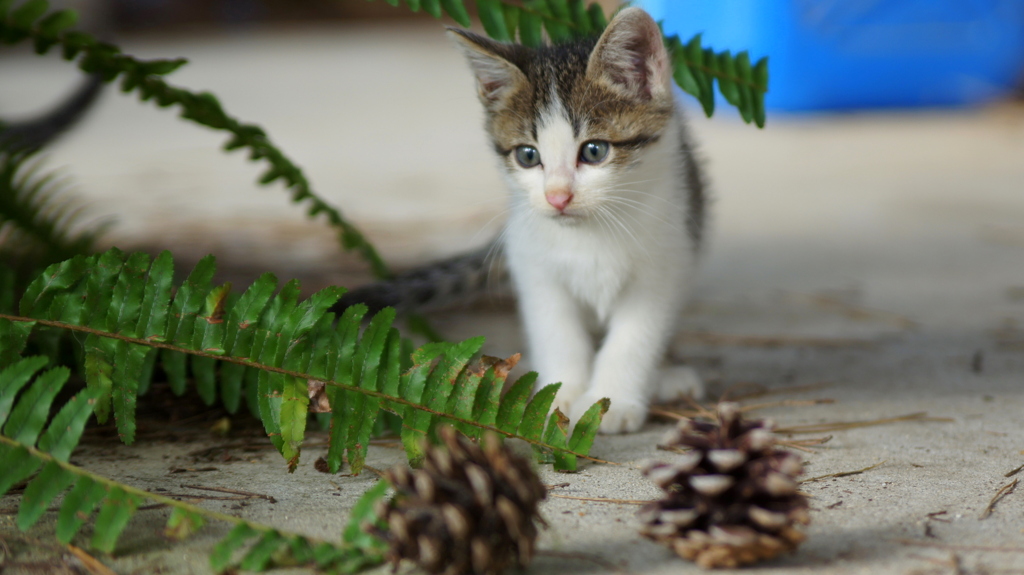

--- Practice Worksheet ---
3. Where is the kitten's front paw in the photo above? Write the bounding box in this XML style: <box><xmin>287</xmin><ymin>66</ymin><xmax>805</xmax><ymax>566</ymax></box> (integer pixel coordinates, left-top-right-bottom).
<box><xmin>656</xmin><ymin>365</ymin><xmax>705</xmax><ymax>403</ymax></box>
<box><xmin>571</xmin><ymin>392</ymin><xmax>647</xmax><ymax>434</ymax></box>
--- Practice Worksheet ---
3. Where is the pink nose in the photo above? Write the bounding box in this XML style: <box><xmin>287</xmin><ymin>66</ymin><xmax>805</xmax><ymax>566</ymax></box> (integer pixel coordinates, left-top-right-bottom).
<box><xmin>546</xmin><ymin>192</ymin><xmax>573</xmax><ymax>212</ymax></box>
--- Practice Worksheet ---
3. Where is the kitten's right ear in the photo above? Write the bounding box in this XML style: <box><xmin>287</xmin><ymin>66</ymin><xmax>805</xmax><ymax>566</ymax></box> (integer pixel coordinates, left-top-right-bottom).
<box><xmin>447</xmin><ymin>29</ymin><xmax>526</xmax><ymax>106</ymax></box>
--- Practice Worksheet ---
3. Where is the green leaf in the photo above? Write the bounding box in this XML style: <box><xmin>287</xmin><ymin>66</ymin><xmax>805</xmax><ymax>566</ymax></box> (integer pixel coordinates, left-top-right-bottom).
<box><xmin>83</xmin><ymin>248</ymin><xmax>125</xmax><ymax>329</ymax></box>
<box><xmin>542</xmin><ymin>408</ymin><xmax>574</xmax><ymax>472</ymax></box>
<box><xmin>446</xmin><ymin>362</ymin><xmax>483</xmax><ymax>436</ymax></box>
<box><xmin>162</xmin><ymin>349</ymin><xmax>188</xmax><ymax>395</ymax></box>
<box><xmin>471</xmin><ymin>366</ymin><xmax>504</xmax><ymax>428</ymax></box>
<box><xmin>3</xmin><ymin>365</ymin><xmax>68</xmax><ymax>445</ymax></box>
<box><xmin>326</xmin><ymin>304</ymin><xmax>367</xmax><ymax>473</ymax></box>
<box><xmin>19</xmin><ymin>255</ymin><xmax>89</xmax><ymax>317</ymax></box>
<box><xmin>420</xmin><ymin>0</ymin><xmax>442</xmax><ymax>18</ymax></box>
<box><xmin>345</xmin><ymin>308</ymin><xmax>395</xmax><ymax>474</ymax></box>
<box><xmin>166</xmin><ymin>255</ymin><xmax>216</xmax><ymax>346</ymax></box>
<box><xmin>37</xmin><ymin>389</ymin><xmax>97</xmax><ymax>461</ymax></box>
<box><xmin>547</xmin><ymin>0</ymin><xmax>570</xmax><ymax>19</ymax></box>
<box><xmin>518</xmin><ymin>381</ymin><xmax>560</xmax><ymax>442</ymax></box>
<box><xmin>224</xmin><ymin>272</ymin><xmax>276</xmax><ymax>356</ymax></box>
<box><xmin>495</xmin><ymin>371</ymin><xmax>536</xmax><ymax>433</ymax></box>
<box><xmin>0</xmin><ymin>356</ymin><xmax>48</xmax><ymax>424</ymax></box>
<box><xmin>92</xmin><ymin>486</ymin><xmax>142</xmax><ymax>553</ymax></box>
<box><xmin>192</xmin><ymin>355</ymin><xmax>218</xmax><ymax>405</ymax></box>
<box><xmin>501</xmin><ymin>4</ymin><xmax>519</xmax><ymax>41</ymax></box>
<box><xmin>0</xmin><ymin>318</ymin><xmax>34</xmax><ymax>370</ymax></box>
<box><xmin>17</xmin><ymin>460</ymin><xmax>76</xmax><ymax>531</ymax></box>
<box><xmin>543</xmin><ymin>16</ymin><xmax>572</xmax><ymax>44</ymax></box>
<box><xmin>342</xmin><ymin>480</ymin><xmax>389</xmax><ymax>553</ymax></box>
<box><xmin>35</xmin><ymin>8</ymin><xmax>77</xmax><ymax>37</ymax></box>
<box><xmin>587</xmin><ymin>2</ymin><xmax>607</xmax><ymax>30</ymax></box>
<box><xmin>112</xmin><ymin>341</ymin><xmax>149</xmax><ymax>444</ymax></box>
<box><xmin>477</xmin><ymin>0</ymin><xmax>511</xmax><ymax>42</ymax></box>
<box><xmin>12</xmin><ymin>0</ymin><xmax>48</xmax><ymax>29</ymax></box>
<box><xmin>754</xmin><ymin>56</ymin><xmax>769</xmax><ymax>89</ymax></box>
<box><xmin>440</xmin><ymin>0</ymin><xmax>471</xmax><ymax>27</ymax></box>
<box><xmin>210</xmin><ymin>523</ymin><xmax>259</xmax><ymax>572</ymax></box>
<box><xmin>135</xmin><ymin>250</ymin><xmax>174</xmax><ymax>341</ymax></box>
<box><xmin>568</xmin><ymin>0</ymin><xmax>591</xmax><ymax>36</ymax></box>
<box><xmin>0</xmin><ymin>444</ymin><xmax>43</xmax><ymax>497</ymax></box>
<box><xmin>284</xmin><ymin>536</ymin><xmax>316</xmax><ymax>565</ymax></box>
<box><xmin>716</xmin><ymin>51</ymin><xmax>741</xmax><ymax>106</ymax></box>
<box><xmin>518</xmin><ymin>10</ymin><xmax>543</xmax><ymax>47</ymax></box>
<box><xmin>107</xmin><ymin>251</ymin><xmax>150</xmax><ymax>337</ymax></box>
<box><xmin>674</xmin><ymin>61</ymin><xmax>701</xmax><ymax>98</ymax></box>
<box><xmin>239</xmin><ymin>530</ymin><xmax>284</xmax><ymax>571</ymax></box>
<box><xmin>411</xmin><ymin>336</ymin><xmax>484</xmax><ymax>437</ymax></box>
<box><xmin>567</xmin><ymin>397</ymin><xmax>608</xmax><ymax>454</ymax></box>
<box><xmin>165</xmin><ymin>507</ymin><xmax>206</xmax><ymax>540</ymax></box>
<box><xmin>84</xmin><ymin>336</ymin><xmax>114</xmax><ymax>423</ymax></box>
<box><xmin>56</xmin><ymin>475</ymin><xmax>107</xmax><ymax>544</ymax></box>
<box><xmin>280</xmin><ymin>372</ymin><xmax>308</xmax><ymax>472</ymax></box>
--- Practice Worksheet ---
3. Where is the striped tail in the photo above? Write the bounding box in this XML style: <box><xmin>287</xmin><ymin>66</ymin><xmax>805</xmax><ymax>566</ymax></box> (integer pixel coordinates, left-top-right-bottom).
<box><xmin>331</xmin><ymin>239</ymin><xmax>510</xmax><ymax>315</ymax></box>
<box><xmin>0</xmin><ymin>73</ymin><xmax>104</xmax><ymax>154</ymax></box>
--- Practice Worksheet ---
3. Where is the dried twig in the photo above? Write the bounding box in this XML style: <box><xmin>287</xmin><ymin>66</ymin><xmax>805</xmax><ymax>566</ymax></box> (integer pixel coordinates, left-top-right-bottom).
<box><xmin>67</xmin><ymin>544</ymin><xmax>117</xmax><ymax>575</ymax></box>
<box><xmin>720</xmin><ymin>381</ymin><xmax>832</xmax><ymax>402</ymax></box>
<box><xmin>536</xmin><ymin>550</ymin><xmax>632</xmax><ymax>574</ymax></box>
<box><xmin>363</xmin><ymin>464</ymin><xmax>387</xmax><ymax>479</ymax></box>
<box><xmin>775</xmin><ymin>412</ymin><xmax>953</xmax><ymax>435</ymax></box>
<box><xmin>180</xmin><ymin>484</ymin><xmax>276</xmax><ymax>503</ymax></box>
<box><xmin>979</xmin><ymin>478</ymin><xmax>1019</xmax><ymax>520</ymax></box>
<box><xmin>648</xmin><ymin>408</ymin><xmax>692</xmax><ymax>421</ymax></box>
<box><xmin>898</xmin><ymin>539</ymin><xmax>1024</xmax><ymax>553</ymax></box>
<box><xmin>1005</xmin><ymin>463</ymin><xmax>1024</xmax><ymax>478</ymax></box>
<box><xmin>801</xmin><ymin>461</ymin><xmax>885</xmax><ymax>483</ymax></box>
<box><xmin>676</xmin><ymin>331</ymin><xmax>874</xmax><ymax>348</ymax></box>
<box><xmin>799</xmin><ymin>292</ymin><xmax>916</xmax><ymax>328</ymax></box>
<box><xmin>739</xmin><ymin>398</ymin><xmax>835</xmax><ymax>412</ymax></box>
<box><xmin>548</xmin><ymin>494</ymin><xmax>651</xmax><ymax>505</ymax></box>
<box><xmin>777</xmin><ymin>435</ymin><xmax>832</xmax><ymax>453</ymax></box>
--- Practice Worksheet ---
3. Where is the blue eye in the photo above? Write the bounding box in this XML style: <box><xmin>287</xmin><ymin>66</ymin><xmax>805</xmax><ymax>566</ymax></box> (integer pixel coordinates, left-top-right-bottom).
<box><xmin>514</xmin><ymin>145</ymin><xmax>541</xmax><ymax>168</ymax></box>
<box><xmin>580</xmin><ymin>140</ymin><xmax>610</xmax><ymax>164</ymax></box>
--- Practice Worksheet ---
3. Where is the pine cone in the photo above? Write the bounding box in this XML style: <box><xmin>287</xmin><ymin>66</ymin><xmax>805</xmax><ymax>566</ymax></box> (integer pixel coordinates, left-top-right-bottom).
<box><xmin>639</xmin><ymin>402</ymin><xmax>810</xmax><ymax>569</ymax></box>
<box><xmin>370</xmin><ymin>427</ymin><xmax>547</xmax><ymax>575</ymax></box>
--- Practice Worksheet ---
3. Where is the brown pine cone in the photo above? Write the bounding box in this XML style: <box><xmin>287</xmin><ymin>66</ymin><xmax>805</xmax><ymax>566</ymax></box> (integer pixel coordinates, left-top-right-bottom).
<box><xmin>639</xmin><ymin>402</ymin><xmax>810</xmax><ymax>568</ymax></box>
<box><xmin>369</xmin><ymin>427</ymin><xmax>547</xmax><ymax>575</ymax></box>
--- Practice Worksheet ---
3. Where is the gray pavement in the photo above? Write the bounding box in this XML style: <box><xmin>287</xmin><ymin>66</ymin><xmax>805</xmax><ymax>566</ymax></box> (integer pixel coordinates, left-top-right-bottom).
<box><xmin>1</xmin><ymin>21</ymin><xmax>1024</xmax><ymax>575</ymax></box>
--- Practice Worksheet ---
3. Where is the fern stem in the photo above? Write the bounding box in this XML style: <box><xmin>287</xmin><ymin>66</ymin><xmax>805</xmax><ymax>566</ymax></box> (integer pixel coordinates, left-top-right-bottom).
<box><xmin>0</xmin><ymin>312</ymin><xmax>618</xmax><ymax>465</ymax></box>
<box><xmin>0</xmin><ymin>432</ymin><xmax>284</xmax><ymax>533</ymax></box>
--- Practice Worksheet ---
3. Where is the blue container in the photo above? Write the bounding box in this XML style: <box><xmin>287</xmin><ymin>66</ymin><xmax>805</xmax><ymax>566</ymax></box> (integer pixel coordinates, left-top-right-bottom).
<box><xmin>640</xmin><ymin>0</ymin><xmax>1024</xmax><ymax>111</ymax></box>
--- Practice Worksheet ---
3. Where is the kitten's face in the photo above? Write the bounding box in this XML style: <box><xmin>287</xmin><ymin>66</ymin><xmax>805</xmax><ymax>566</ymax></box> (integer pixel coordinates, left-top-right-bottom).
<box><xmin>449</xmin><ymin>8</ymin><xmax>674</xmax><ymax>223</ymax></box>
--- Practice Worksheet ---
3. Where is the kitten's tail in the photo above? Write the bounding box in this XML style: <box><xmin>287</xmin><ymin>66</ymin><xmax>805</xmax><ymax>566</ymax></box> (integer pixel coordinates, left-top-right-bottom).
<box><xmin>331</xmin><ymin>240</ymin><xmax>511</xmax><ymax>315</ymax></box>
<box><xmin>0</xmin><ymin>73</ymin><xmax>104</xmax><ymax>154</ymax></box>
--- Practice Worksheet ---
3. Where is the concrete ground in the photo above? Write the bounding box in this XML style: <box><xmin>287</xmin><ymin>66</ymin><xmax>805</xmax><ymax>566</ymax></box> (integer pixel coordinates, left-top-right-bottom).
<box><xmin>2</xmin><ymin>20</ymin><xmax>1024</xmax><ymax>575</ymax></box>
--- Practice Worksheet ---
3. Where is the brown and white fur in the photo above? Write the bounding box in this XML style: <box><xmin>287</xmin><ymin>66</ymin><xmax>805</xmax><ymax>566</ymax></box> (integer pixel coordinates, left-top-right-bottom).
<box><xmin>447</xmin><ymin>8</ymin><xmax>707</xmax><ymax>433</ymax></box>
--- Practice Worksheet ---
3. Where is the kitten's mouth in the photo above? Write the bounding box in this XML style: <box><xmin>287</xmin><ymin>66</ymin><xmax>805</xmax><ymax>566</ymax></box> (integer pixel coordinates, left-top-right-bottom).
<box><xmin>551</xmin><ymin>211</ymin><xmax>583</xmax><ymax>224</ymax></box>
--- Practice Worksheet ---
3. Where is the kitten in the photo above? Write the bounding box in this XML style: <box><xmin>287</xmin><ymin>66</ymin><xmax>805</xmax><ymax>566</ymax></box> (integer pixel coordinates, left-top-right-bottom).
<box><xmin>337</xmin><ymin>7</ymin><xmax>707</xmax><ymax>433</ymax></box>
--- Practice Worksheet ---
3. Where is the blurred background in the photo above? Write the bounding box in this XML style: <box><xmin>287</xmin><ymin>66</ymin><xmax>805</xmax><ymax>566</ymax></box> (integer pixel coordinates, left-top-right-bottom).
<box><xmin>2</xmin><ymin>0</ymin><xmax>1024</xmax><ymax>343</ymax></box>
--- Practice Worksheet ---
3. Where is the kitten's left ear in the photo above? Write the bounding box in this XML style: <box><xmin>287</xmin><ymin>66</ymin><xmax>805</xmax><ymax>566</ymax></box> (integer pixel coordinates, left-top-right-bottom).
<box><xmin>447</xmin><ymin>28</ymin><xmax>526</xmax><ymax>108</ymax></box>
<box><xmin>586</xmin><ymin>8</ymin><xmax>672</xmax><ymax>101</ymax></box>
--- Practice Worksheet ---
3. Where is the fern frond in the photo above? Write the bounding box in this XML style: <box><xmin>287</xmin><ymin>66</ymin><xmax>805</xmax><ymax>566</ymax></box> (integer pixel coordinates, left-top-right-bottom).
<box><xmin>368</xmin><ymin>0</ymin><xmax>769</xmax><ymax>126</ymax></box>
<box><xmin>1</xmin><ymin>248</ymin><xmax>606</xmax><ymax>472</ymax></box>
<box><xmin>0</xmin><ymin>151</ymin><xmax>102</xmax><ymax>274</ymax></box>
<box><xmin>0</xmin><ymin>356</ymin><xmax>390</xmax><ymax>571</ymax></box>
<box><xmin>0</xmin><ymin>0</ymin><xmax>389</xmax><ymax>277</ymax></box>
